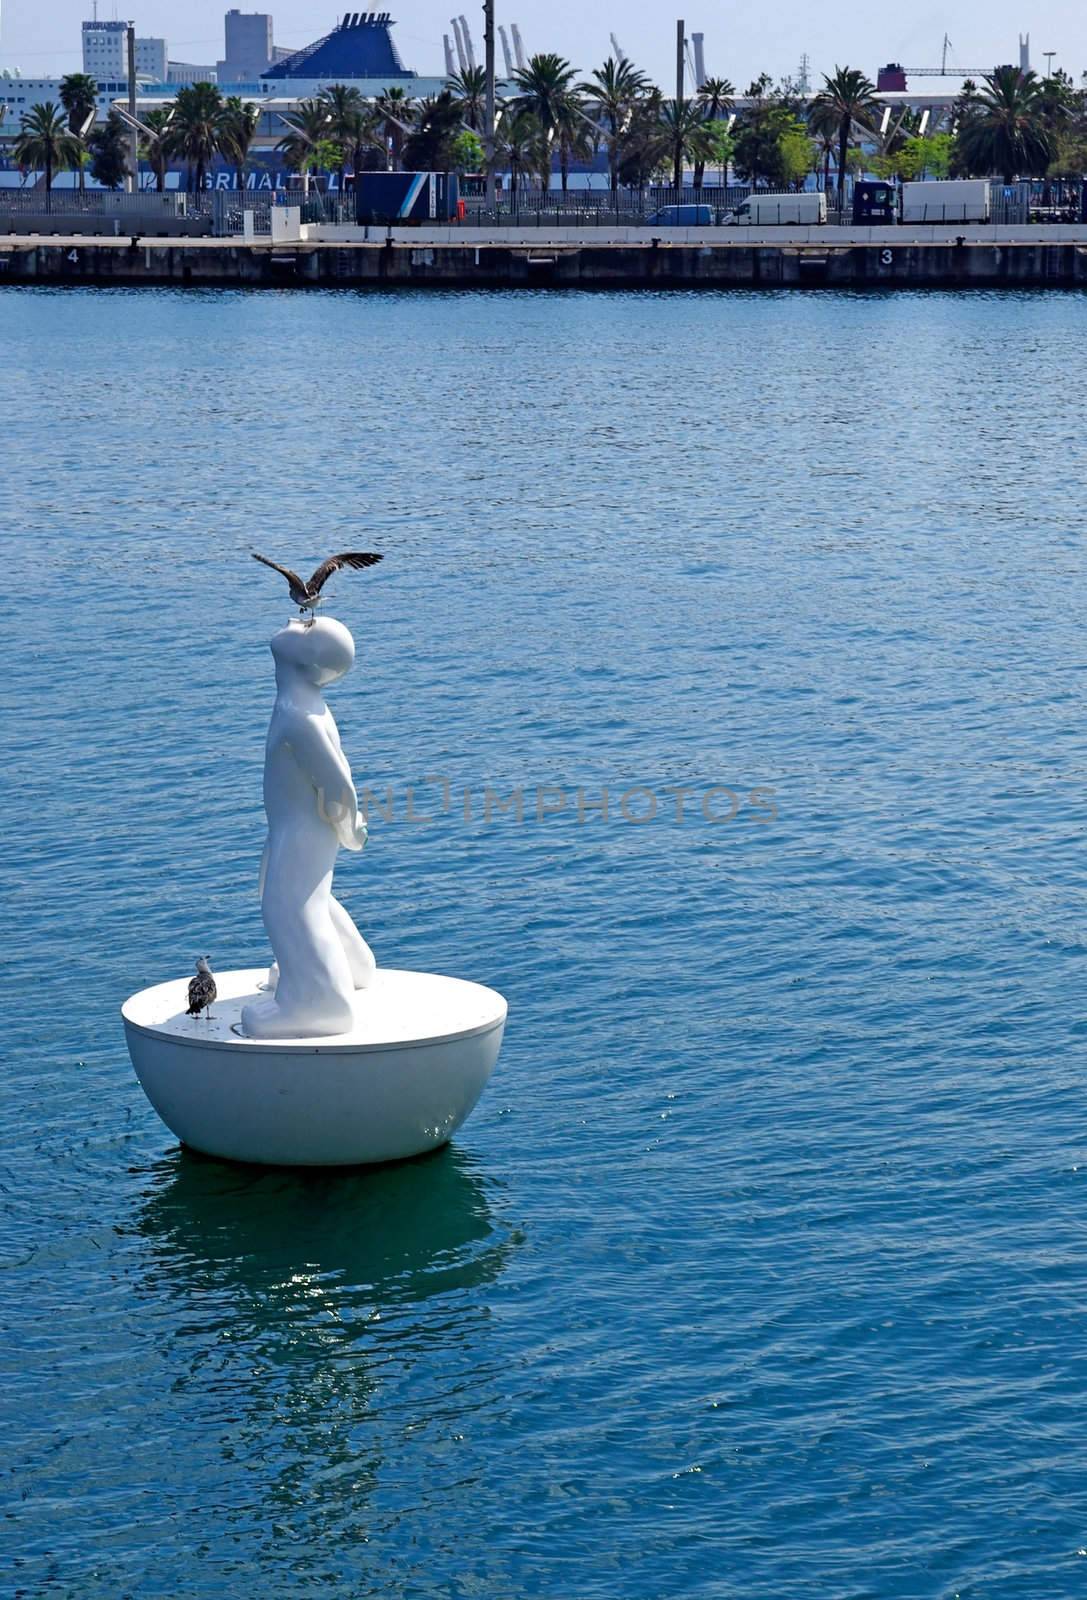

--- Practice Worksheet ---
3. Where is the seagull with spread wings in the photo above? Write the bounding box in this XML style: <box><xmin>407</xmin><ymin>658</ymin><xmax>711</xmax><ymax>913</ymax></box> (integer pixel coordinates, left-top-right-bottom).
<box><xmin>252</xmin><ymin>550</ymin><xmax>383</xmax><ymax>620</ymax></box>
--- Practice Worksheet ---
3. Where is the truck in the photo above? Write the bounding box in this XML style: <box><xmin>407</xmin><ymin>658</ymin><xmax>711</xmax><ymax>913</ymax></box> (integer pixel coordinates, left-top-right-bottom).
<box><xmin>725</xmin><ymin>192</ymin><xmax>827</xmax><ymax>226</ymax></box>
<box><xmin>900</xmin><ymin>179</ymin><xmax>990</xmax><ymax>224</ymax></box>
<box><xmin>354</xmin><ymin>171</ymin><xmax>461</xmax><ymax>226</ymax></box>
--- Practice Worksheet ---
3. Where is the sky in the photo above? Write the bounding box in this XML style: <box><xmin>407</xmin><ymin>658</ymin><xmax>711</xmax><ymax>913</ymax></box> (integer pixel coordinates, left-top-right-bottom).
<box><xmin>1</xmin><ymin>0</ymin><xmax>1082</xmax><ymax>88</ymax></box>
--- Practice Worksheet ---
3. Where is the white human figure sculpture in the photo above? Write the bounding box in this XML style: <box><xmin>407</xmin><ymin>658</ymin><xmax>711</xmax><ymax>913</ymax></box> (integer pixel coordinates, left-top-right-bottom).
<box><xmin>240</xmin><ymin>617</ymin><xmax>375</xmax><ymax>1040</ymax></box>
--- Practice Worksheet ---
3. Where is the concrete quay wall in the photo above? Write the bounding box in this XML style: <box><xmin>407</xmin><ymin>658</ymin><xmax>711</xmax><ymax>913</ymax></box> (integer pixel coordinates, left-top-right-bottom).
<box><xmin>4</xmin><ymin>235</ymin><xmax>1087</xmax><ymax>289</ymax></box>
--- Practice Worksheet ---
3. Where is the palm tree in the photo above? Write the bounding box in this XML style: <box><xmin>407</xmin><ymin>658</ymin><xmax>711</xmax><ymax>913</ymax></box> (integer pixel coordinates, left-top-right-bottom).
<box><xmin>13</xmin><ymin>102</ymin><xmax>80</xmax><ymax>196</ymax></box>
<box><xmin>497</xmin><ymin>106</ymin><xmax>544</xmax><ymax>199</ymax></box>
<box><xmin>375</xmin><ymin>86</ymin><xmax>413</xmax><ymax>171</ymax></box>
<box><xmin>218</xmin><ymin>96</ymin><xmax>260</xmax><ymax>193</ymax></box>
<box><xmin>140</xmin><ymin>106</ymin><xmax>175</xmax><ymax>192</ymax></box>
<box><xmin>276</xmin><ymin>98</ymin><xmax>331</xmax><ymax>195</ymax></box>
<box><xmin>88</xmin><ymin>108</ymin><xmax>130</xmax><ymax>189</ymax></box>
<box><xmin>318</xmin><ymin>83</ymin><xmax>380</xmax><ymax>186</ymax></box>
<box><xmin>954</xmin><ymin>67</ymin><xmax>1052</xmax><ymax>184</ymax></box>
<box><xmin>511</xmin><ymin>53</ymin><xmax>579</xmax><ymax>192</ymax></box>
<box><xmin>698</xmin><ymin>77</ymin><xmax>734</xmax><ymax>121</ymax></box>
<box><xmin>617</xmin><ymin>89</ymin><xmax>669</xmax><ymax>190</ymax></box>
<box><xmin>446</xmin><ymin>65</ymin><xmax>487</xmax><ymax>131</ymax></box>
<box><xmin>660</xmin><ymin>97</ymin><xmax>716</xmax><ymax>190</ymax></box>
<box><xmin>579</xmin><ymin>56</ymin><xmax>650</xmax><ymax>191</ymax></box>
<box><xmin>806</xmin><ymin>101</ymin><xmax>838</xmax><ymax>194</ymax></box>
<box><xmin>401</xmin><ymin>91</ymin><xmax>462</xmax><ymax>171</ymax></box>
<box><xmin>694</xmin><ymin>76</ymin><xmax>733</xmax><ymax>186</ymax></box>
<box><xmin>811</xmin><ymin>66</ymin><xmax>880</xmax><ymax>209</ymax></box>
<box><xmin>552</xmin><ymin>98</ymin><xmax>594</xmax><ymax>193</ymax></box>
<box><xmin>169</xmin><ymin>81</ymin><xmax>224</xmax><ymax>191</ymax></box>
<box><xmin>58</xmin><ymin>73</ymin><xmax>97</xmax><ymax>192</ymax></box>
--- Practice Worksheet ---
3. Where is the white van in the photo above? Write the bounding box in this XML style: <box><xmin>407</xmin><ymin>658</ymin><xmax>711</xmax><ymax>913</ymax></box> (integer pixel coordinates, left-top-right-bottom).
<box><xmin>726</xmin><ymin>193</ymin><xmax>827</xmax><ymax>226</ymax></box>
<box><xmin>900</xmin><ymin>180</ymin><xmax>990</xmax><ymax>223</ymax></box>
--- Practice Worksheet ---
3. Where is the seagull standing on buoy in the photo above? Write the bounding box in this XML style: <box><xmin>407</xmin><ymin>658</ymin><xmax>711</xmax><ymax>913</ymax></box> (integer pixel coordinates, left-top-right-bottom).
<box><xmin>187</xmin><ymin>957</ymin><xmax>217</xmax><ymax>1020</ymax></box>
<box><xmin>251</xmin><ymin>550</ymin><xmax>383</xmax><ymax>621</ymax></box>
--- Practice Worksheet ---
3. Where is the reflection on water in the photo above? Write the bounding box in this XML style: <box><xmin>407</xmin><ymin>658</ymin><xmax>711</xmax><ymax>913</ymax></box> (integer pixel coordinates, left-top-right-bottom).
<box><xmin>128</xmin><ymin>1146</ymin><xmax>521</xmax><ymax>1538</ymax></box>
<box><xmin>134</xmin><ymin>1143</ymin><xmax>514</xmax><ymax>1310</ymax></box>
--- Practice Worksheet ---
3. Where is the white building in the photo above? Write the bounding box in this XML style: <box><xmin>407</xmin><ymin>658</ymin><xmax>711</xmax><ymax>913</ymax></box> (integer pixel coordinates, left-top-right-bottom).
<box><xmin>82</xmin><ymin>21</ymin><xmax>168</xmax><ymax>83</ymax></box>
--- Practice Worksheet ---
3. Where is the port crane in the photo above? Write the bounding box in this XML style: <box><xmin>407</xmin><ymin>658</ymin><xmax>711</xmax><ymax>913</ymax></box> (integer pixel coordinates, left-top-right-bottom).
<box><xmin>902</xmin><ymin>34</ymin><xmax>988</xmax><ymax>75</ymax></box>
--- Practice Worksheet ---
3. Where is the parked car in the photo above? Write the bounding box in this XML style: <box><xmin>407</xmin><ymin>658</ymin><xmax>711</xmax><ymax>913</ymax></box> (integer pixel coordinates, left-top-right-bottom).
<box><xmin>643</xmin><ymin>204</ymin><xmax>716</xmax><ymax>227</ymax></box>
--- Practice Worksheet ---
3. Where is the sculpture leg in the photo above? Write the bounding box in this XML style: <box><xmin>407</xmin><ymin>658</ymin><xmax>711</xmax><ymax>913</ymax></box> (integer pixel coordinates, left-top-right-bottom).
<box><xmin>241</xmin><ymin>834</ymin><xmax>356</xmax><ymax>1038</ymax></box>
<box><xmin>329</xmin><ymin>893</ymin><xmax>376</xmax><ymax>989</ymax></box>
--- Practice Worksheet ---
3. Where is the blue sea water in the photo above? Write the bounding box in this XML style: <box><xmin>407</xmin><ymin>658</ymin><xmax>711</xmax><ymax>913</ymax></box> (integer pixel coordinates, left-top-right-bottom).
<box><xmin>2</xmin><ymin>283</ymin><xmax>1087</xmax><ymax>1599</ymax></box>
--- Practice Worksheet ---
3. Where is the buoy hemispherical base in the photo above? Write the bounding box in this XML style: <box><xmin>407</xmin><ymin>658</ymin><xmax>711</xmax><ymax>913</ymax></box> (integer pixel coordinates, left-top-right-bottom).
<box><xmin>122</xmin><ymin>968</ymin><xmax>506</xmax><ymax>1167</ymax></box>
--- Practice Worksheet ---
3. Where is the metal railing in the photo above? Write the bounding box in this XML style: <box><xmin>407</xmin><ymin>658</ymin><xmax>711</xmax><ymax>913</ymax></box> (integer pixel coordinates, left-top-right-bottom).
<box><xmin>463</xmin><ymin>185</ymin><xmax>754</xmax><ymax>227</ymax></box>
<box><xmin>0</xmin><ymin>189</ymin><xmax>187</xmax><ymax>216</ymax></box>
<box><xmin>4</xmin><ymin>182</ymin><xmax>1078</xmax><ymax>239</ymax></box>
<box><xmin>206</xmin><ymin>189</ymin><xmax>356</xmax><ymax>235</ymax></box>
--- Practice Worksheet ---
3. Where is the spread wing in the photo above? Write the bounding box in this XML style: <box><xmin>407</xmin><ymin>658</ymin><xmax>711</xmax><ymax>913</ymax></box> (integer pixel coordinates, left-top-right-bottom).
<box><xmin>308</xmin><ymin>552</ymin><xmax>384</xmax><ymax>593</ymax></box>
<box><xmin>252</xmin><ymin>551</ymin><xmax>306</xmax><ymax>590</ymax></box>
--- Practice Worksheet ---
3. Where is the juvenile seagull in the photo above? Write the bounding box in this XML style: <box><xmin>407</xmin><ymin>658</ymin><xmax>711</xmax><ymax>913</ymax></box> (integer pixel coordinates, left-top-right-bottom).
<box><xmin>251</xmin><ymin>550</ymin><xmax>383</xmax><ymax>621</ymax></box>
<box><xmin>187</xmin><ymin>957</ymin><xmax>217</xmax><ymax>1020</ymax></box>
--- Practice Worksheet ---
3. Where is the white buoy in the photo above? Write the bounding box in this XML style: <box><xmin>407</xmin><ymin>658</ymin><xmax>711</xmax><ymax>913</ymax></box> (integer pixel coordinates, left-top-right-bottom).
<box><xmin>123</xmin><ymin>968</ymin><xmax>506</xmax><ymax>1166</ymax></box>
<box><xmin>123</xmin><ymin>608</ymin><xmax>507</xmax><ymax>1166</ymax></box>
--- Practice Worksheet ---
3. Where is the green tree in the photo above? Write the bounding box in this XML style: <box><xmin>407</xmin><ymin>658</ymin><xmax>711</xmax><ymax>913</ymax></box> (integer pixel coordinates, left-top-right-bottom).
<box><xmin>169</xmin><ymin>81</ymin><xmax>224</xmax><ymax>191</ymax></box>
<box><xmin>811</xmin><ymin>66</ymin><xmax>880</xmax><ymax>207</ymax></box>
<box><xmin>1037</xmin><ymin>69</ymin><xmax>1076</xmax><ymax>139</ymax></box>
<box><xmin>88</xmin><ymin>108</ymin><xmax>129</xmax><ymax>190</ymax></box>
<box><xmin>908</xmin><ymin>133</ymin><xmax>952</xmax><ymax>179</ymax></box>
<box><xmin>311</xmin><ymin>139</ymin><xmax>345</xmax><ymax>185</ymax></box>
<box><xmin>779</xmin><ymin>120</ymin><xmax>818</xmax><ymax>188</ymax></box>
<box><xmin>58</xmin><ymin>72</ymin><xmax>97</xmax><ymax>192</ymax></box>
<box><xmin>446</xmin><ymin>65</ymin><xmax>487</xmax><ymax>131</ymax></box>
<box><xmin>140</xmin><ymin>106</ymin><xmax>175</xmax><ymax>192</ymax></box>
<box><xmin>579</xmin><ymin>56</ymin><xmax>650</xmax><ymax>191</ymax></box>
<box><xmin>732</xmin><ymin>77</ymin><xmax>797</xmax><ymax>191</ymax></box>
<box><xmin>867</xmin><ymin>105</ymin><xmax>925</xmax><ymax>182</ymax></box>
<box><xmin>1036</xmin><ymin>70</ymin><xmax>1078</xmax><ymax>197</ymax></box>
<box><xmin>953</xmin><ymin>67</ymin><xmax>1052</xmax><ymax>183</ymax></box>
<box><xmin>13</xmin><ymin>101</ymin><xmax>80</xmax><ymax>194</ymax></box>
<box><xmin>450</xmin><ymin>128</ymin><xmax>484</xmax><ymax>171</ymax></box>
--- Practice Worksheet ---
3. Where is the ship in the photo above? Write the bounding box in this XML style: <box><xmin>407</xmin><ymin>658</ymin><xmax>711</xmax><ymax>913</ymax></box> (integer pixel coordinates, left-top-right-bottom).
<box><xmin>264</xmin><ymin>11</ymin><xmax>417</xmax><ymax>81</ymax></box>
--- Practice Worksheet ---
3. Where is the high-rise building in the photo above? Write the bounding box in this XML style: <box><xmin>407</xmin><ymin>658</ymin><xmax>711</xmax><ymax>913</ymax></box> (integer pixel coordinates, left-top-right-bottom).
<box><xmin>217</xmin><ymin>9</ymin><xmax>274</xmax><ymax>81</ymax></box>
<box><xmin>82</xmin><ymin>20</ymin><xmax>168</xmax><ymax>82</ymax></box>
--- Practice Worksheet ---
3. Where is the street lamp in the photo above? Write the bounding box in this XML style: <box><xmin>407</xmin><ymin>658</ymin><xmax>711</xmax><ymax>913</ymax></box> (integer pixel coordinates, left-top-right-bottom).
<box><xmin>483</xmin><ymin>0</ymin><xmax>496</xmax><ymax>210</ymax></box>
